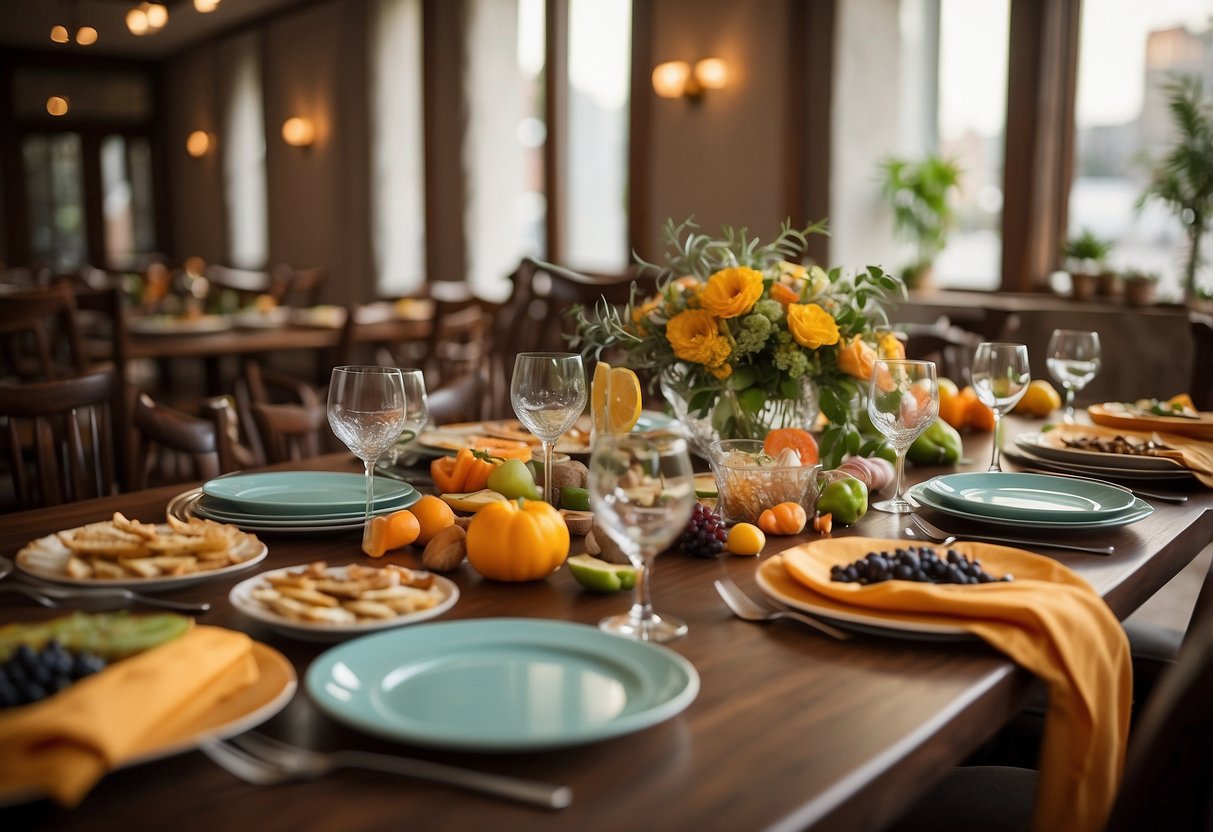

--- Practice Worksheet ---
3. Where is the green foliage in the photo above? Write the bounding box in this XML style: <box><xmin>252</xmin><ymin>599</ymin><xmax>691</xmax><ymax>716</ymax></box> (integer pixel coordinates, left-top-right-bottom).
<box><xmin>1062</xmin><ymin>229</ymin><xmax>1114</xmax><ymax>263</ymax></box>
<box><xmin>878</xmin><ymin>154</ymin><xmax>963</xmax><ymax>278</ymax></box>
<box><xmin>1140</xmin><ymin>75</ymin><xmax>1213</xmax><ymax>299</ymax></box>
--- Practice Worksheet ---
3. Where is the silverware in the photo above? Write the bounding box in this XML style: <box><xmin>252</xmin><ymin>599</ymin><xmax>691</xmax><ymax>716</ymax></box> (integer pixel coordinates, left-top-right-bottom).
<box><xmin>0</xmin><ymin>583</ymin><xmax>211</xmax><ymax>614</ymax></box>
<box><xmin>713</xmin><ymin>577</ymin><xmax>850</xmax><ymax>641</ymax></box>
<box><xmin>201</xmin><ymin>733</ymin><xmax>571</xmax><ymax>810</ymax></box>
<box><xmin>908</xmin><ymin>514</ymin><xmax>1114</xmax><ymax>556</ymax></box>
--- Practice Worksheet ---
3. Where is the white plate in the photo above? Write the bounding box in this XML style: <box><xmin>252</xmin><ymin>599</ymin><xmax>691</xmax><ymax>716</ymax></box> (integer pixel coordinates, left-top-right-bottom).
<box><xmin>229</xmin><ymin>565</ymin><xmax>459</xmax><ymax>642</ymax></box>
<box><xmin>231</xmin><ymin>307</ymin><xmax>290</xmax><ymax>329</ymax></box>
<box><xmin>908</xmin><ymin>483</ymin><xmax>1154</xmax><ymax>530</ymax></box>
<box><xmin>1014</xmin><ymin>432</ymin><xmax>1186</xmax><ymax>472</ymax></box>
<box><xmin>129</xmin><ymin>314</ymin><xmax>232</xmax><ymax>335</ymax></box>
<box><xmin>1003</xmin><ymin>445</ymin><xmax>1200</xmax><ymax>483</ymax></box>
<box><xmin>169</xmin><ymin>488</ymin><xmax>367</xmax><ymax>534</ymax></box>
<box><xmin>14</xmin><ymin>525</ymin><xmax>267</xmax><ymax>591</ymax></box>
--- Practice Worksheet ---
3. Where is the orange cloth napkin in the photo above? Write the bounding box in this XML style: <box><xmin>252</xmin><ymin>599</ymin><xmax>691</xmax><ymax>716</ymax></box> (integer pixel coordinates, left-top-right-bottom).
<box><xmin>1047</xmin><ymin>423</ymin><xmax>1213</xmax><ymax>487</ymax></box>
<box><xmin>0</xmin><ymin>625</ymin><xmax>258</xmax><ymax>807</ymax></box>
<box><xmin>774</xmin><ymin>537</ymin><xmax>1131</xmax><ymax>832</ymax></box>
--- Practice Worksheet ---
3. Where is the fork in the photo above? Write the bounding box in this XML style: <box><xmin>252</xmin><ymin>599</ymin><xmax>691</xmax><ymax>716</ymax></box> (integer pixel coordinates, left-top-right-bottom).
<box><xmin>0</xmin><ymin>583</ymin><xmax>211</xmax><ymax>614</ymax></box>
<box><xmin>714</xmin><ymin>577</ymin><xmax>850</xmax><ymax>641</ymax></box>
<box><xmin>909</xmin><ymin>514</ymin><xmax>1114</xmax><ymax>556</ymax></box>
<box><xmin>201</xmin><ymin>733</ymin><xmax>572</xmax><ymax>810</ymax></box>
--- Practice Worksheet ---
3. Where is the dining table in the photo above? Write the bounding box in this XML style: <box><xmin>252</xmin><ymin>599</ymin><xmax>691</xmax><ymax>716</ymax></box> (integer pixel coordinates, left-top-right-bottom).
<box><xmin>1</xmin><ymin>416</ymin><xmax>1210</xmax><ymax>832</ymax></box>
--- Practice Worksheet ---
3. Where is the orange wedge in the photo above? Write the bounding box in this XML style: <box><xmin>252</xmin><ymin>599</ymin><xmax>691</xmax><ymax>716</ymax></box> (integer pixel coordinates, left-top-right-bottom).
<box><xmin>592</xmin><ymin>361</ymin><xmax>642</xmax><ymax>435</ymax></box>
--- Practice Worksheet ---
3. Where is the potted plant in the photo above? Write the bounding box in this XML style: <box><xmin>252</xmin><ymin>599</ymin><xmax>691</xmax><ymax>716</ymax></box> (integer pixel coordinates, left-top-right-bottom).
<box><xmin>1122</xmin><ymin>270</ymin><xmax>1159</xmax><ymax>307</ymax></box>
<box><xmin>1062</xmin><ymin>229</ymin><xmax>1114</xmax><ymax>300</ymax></box>
<box><xmin>1140</xmin><ymin>75</ymin><xmax>1213</xmax><ymax>303</ymax></box>
<box><xmin>879</xmin><ymin>154</ymin><xmax>963</xmax><ymax>289</ymax></box>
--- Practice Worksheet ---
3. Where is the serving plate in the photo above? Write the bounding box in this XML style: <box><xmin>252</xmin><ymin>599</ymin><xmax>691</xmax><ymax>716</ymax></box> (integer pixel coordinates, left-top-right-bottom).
<box><xmin>169</xmin><ymin>488</ymin><xmax>411</xmax><ymax>534</ymax></box>
<box><xmin>230</xmin><ymin>565</ymin><xmax>458</xmax><ymax>642</ymax></box>
<box><xmin>1015</xmin><ymin>432</ymin><xmax>1186</xmax><ymax>472</ymax></box>
<box><xmin>306</xmin><ymin>618</ymin><xmax>699</xmax><ymax>751</ymax></box>
<box><xmin>1088</xmin><ymin>403</ymin><xmax>1213</xmax><ymax>440</ymax></box>
<box><xmin>1004</xmin><ymin>444</ymin><xmax>1199</xmax><ymax>483</ymax></box>
<box><xmin>15</xmin><ymin>524</ymin><xmax>266</xmax><ymax>590</ymax></box>
<box><xmin>908</xmin><ymin>483</ymin><xmax>1153</xmax><ymax>530</ymax></box>
<box><xmin>128</xmin><ymin>314</ymin><xmax>232</xmax><ymax>335</ymax></box>
<box><xmin>923</xmin><ymin>472</ymin><xmax>1137</xmax><ymax>522</ymax></box>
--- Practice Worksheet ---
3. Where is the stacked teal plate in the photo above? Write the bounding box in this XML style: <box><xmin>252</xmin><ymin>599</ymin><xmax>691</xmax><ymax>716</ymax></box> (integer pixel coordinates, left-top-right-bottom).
<box><xmin>181</xmin><ymin>472</ymin><xmax>419</xmax><ymax>533</ymax></box>
<box><xmin>910</xmin><ymin>472</ymin><xmax>1153</xmax><ymax>530</ymax></box>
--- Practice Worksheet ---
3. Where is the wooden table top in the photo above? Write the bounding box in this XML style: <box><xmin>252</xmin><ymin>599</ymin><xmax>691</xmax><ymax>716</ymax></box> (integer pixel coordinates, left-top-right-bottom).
<box><xmin>2</xmin><ymin>418</ymin><xmax>1210</xmax><ymax>831</ymax></box>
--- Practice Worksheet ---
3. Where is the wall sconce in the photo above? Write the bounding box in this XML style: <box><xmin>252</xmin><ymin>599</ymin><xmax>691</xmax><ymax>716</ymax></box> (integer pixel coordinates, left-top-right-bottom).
<box><xmin>50</xmin><ymin>25</ymin><xmax>70</xmax><ymax>43</ymax></box>
<box><xmin>47</xmin><ymin>96</ymin><xmax>70</xmax><ymax>117</ymax></box>
<box><xmin>194</xmin><ymin>0</ymin><xmax>221</xmax><ymax>11</ymax></box>
<box><xmin>127</xmin><ymin>2</ymin><xmax>168</xmax><ymax>35</ymax></box>
<box><xmin>652</xmin><ymin>57</ymin><xmax>729</xmax><ymax>103</ymax></box>
<box><xmin>281</xmin><ymin>117</ymin><xmax>315</xmax><ymax>148</ymax></box>
<box><xmin>51</xmin><ymin>0</ymin><xmax>97</xmax><ymax>46</ymax></box>
<box><xmin>186</xmin><ymin>130</ymin><xmax>213</xmax><ymax>157</ymax></box>
<box><xmin>75</xmin><ymin>26</ymin><xmax>98</xmax><ymax>45</ymax></box>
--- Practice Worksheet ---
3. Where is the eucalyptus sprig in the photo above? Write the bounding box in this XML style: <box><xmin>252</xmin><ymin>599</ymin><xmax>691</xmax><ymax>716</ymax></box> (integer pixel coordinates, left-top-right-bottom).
<box><xmin>636</xmin><ymin>217</ymin><xmax>830</xmax><ymax>283</ymax></box>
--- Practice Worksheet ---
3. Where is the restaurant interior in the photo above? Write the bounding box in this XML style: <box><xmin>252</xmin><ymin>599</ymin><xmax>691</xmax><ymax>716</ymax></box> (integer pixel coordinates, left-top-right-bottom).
<box><xmin>0</xmin><ymin>1</ymin><xmax>1212</xmax><ymax>830</ymax></box>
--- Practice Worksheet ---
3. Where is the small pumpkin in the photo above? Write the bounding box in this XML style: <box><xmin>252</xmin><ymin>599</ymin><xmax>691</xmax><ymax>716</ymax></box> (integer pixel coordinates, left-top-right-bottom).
<box><xmin>758</xmin><ymin>502</ymin><xmax>808</xmax><ymax>536</ymax></box>
<box><xmin>465</xmin><ymin>498</ymin><xmax>570</xmax><ymax>581</ymax></box>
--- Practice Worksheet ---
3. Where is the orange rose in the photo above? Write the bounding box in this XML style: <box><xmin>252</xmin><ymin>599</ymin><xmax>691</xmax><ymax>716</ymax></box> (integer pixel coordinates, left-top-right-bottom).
<box><xmin>770</xmin><ymin>282</ymin><xmax>800</xmax><ymax>307</ymax></box>
<box><xmin>878</xmin><ymin>332</ymin><xmax>906</xmax><ymax>360</ymax></box>
<box><xmin>786</xmin><ymin>303</ymin><xmax>840</xmax><ymax>349</ymax></box>
<box><xmin>837</xmin><ymin>335</ymin><xmax>878</xmax><ymax>380</ymax></box>
<box><xmin>666</xmin><ymin>309</ymin><xmax>732</xmax><ymax>370</ymax></box>
<box><xmin>699</xmin><ymin>267</ymin><xmax>764</xmax><ymax>319</ymax></box>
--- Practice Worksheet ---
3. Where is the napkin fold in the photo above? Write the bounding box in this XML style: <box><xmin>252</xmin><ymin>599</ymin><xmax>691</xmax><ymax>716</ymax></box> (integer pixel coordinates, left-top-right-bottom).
<box><xmin>776</xmin><ymin>538</ymin><xmax>1131</xmax><ymax>832</ymax></box>
<box><xmin>0</xmin><ymin>625</ymin><xmax>258</xmax><ymax>807</ymax></box>
<box><xmin>1047</xmin><ymin>423</ymin><xmax>1213</xmax><ymax>487</ymax></box>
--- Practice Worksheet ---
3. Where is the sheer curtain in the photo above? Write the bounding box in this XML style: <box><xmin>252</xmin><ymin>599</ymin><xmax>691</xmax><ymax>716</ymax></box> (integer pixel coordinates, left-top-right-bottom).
<box><xmin>370</xmin><ymin>0</ymin><xmax>426</xmax><ymax>296</ymax></box>
<box><xmin>221</xmin><ymin>32</ymin><xmax>268</xmax><ymax>270</ymax></box>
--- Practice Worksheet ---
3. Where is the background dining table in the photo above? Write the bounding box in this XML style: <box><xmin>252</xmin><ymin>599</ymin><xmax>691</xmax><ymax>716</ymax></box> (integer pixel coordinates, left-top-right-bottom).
<box><xmin>1</xmin><ymin>417</ymin><xmax>1210</xmax><ymax>832</ymax></box>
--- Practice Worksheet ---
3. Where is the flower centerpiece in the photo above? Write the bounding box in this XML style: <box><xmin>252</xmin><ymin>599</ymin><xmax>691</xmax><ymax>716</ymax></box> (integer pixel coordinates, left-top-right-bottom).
<box><xmin>571</xmin><ymin>218</ymin><xmax>907</xmax><ymax>468</ymax></box>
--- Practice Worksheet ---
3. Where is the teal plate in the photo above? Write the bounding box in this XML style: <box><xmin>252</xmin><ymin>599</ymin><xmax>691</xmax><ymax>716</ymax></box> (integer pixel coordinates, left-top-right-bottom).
<box><xmin>202</xmin><ymin>472</ymin><xmax>414</xmax><ymax>515</ymax></box>
<box><xmin>923</xmin><ymin>472</ymin><xmax>1137</xmax><ymax>522</ymax></box>
<box><xmin>908</xmin><ymin>483</ymin><xmax>1153</xmax><ymax>530</ymax></box>
<box><xmin>194</xmin><ymin>491</ymin><xmax>418</xmax><ymax>526</ymax></box>
<box><xmin>306</xmin><ymin>618</ymin><xmax>700</xmax><ymax>751</ymax></box>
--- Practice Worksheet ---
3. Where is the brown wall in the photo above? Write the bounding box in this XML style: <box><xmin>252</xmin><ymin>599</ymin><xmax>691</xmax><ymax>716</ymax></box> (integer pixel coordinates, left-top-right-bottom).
<box><xmin>165</xmin><ymin>45</ymin><xmax>226</xmax><ymax>263</ymax></box>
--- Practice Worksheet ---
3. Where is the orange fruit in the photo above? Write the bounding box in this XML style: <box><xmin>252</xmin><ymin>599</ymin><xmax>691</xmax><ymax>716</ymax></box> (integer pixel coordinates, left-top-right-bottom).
<box><xmin>410</xmin><ymin>495</ymin><xmax>456</xmax><ymax>546</ymax></box>
<box><xmin>1014</xmin><ymin>379</ymin><xmax>1062</xmax><ymax>417</ymax></box>
<box><xmin>362</xmin><ymin>509</ymin><xmax>420</xmax><ymax>558</ymax></box>
<box><xmin>726</xmin><ymin>523</ymin><xmax>766</xmax><ymax>556</ymax></box>
<box><xmin>762</xmin><ymin>428</ymin><xmax>820</xmax><ymax>465</ymax></box>
<box><xmin>591</xmin><ymin>361</ymin><xmax>643</xmax><ymax>435</ymax></box>
<box><xmin>965</xmin><ymin>395</ymin><xmax>996</xmax><ymax>432</ymax></box>
<box><xmin>937</xmin><ymin>378</ymin><xmax>966</xmax><ymax>428</ymax></box>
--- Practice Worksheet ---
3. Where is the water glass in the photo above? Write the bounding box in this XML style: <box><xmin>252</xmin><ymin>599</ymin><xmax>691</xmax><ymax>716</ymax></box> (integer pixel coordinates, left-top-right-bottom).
<box><xmin>589</xmin><ymin>431</ymin><xmax>696</xmax><ymax>642</ymax></box>
<box><xmin>867</xmin><ymin>360</ymin><xmax>939</xmax><ymax>513</ymax></box>
<box><xmin>1046</xmin><ymin>329</ymin><xmax>1101</xmax><ymax>423</ymax></box>
<box><xmin>971</xmin><ymin>342</ymin><xmax>1030</xmax><ymax>471</ymax></box>
<box><xmin>511</xmin><ymin>353</ymin><xmax>587</xmax><ymax>504</ymax></box>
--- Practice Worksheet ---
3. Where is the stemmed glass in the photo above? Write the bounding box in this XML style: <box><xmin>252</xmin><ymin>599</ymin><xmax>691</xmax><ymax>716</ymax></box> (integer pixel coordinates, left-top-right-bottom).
<box><xmin>867</xmin><ymin>360</ymin><xmax>939</xmax><ymax>514</ymax></box>
<box><xmin>387</xmin><ymin>368</ymin><xmax>429</xmax><ymax>465</ymax></box>
<box><xmin>511</xmin><ymin>353</ymin><xmax>588</xmax><ymax>504</ymax></box>
<box><xmin>1046</xmin><ymin>329</ymin><xmax>1101</xmax><ymax>423</ymax></box>
<box><xmin>589</xmin><ymin>431</ymin><xmax>696</xmax><ymax>642</ymax></box>
<box><xmin>971</xmin><ymin>342</ymin><xmax>1031</xmax><ymax>471</ymax></box>
<box><xmin>327</xmin><ymin>366</ymin><xmax>407</xmax><ymax>545</ymax></box>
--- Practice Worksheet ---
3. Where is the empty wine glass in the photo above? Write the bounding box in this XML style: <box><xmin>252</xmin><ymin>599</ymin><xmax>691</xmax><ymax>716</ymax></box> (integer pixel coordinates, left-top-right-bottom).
<box><xmin>387</xmin><ymin>368</ymin><xmax>429</xmax><ymax>465</ymax></box>
<box><xmin>327</xmin><ymin>366</ymin><xmax>407</xmax><ymax>545</ymax></box>
<box><xmin>511</xmin><ymin>353</ymin><xmax>588</xmax><ymax>504</ymax></box>
<box><xmin>1046</xmin><ymin>329</ymin><xmax>1101</xmax><ymax>423</ymax></box>
<box><xmin>971</xmin><ymin>342</ymin><xmax>1031</xmax><ymax>471</ymax></box>
<box><xmin>589</xmin><ymin>431</ymin><xmax>696</xmax><ymax>642</ymax></box>
<box><xmin>867</xmin><ymin>360</ymin><xmax>939</xmax><ymax>514</ymax></box>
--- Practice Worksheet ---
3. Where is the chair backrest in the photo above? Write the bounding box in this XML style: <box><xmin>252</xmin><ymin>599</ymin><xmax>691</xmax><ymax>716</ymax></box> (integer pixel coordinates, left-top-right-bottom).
<box><xmin>72</xmin><ymin>286</ymin><xmax>133</xmax><ymax>489</ymax></box>
<box><xmin>0</xmin><ymin>369</ymin><xmax>116</xmax><ymax>509</ymax></box>
<box><xmin>1190</xmin><ymin>313</ymin><xmax>1213</xmax><ymax>411</ymax></box>
<box><xmin>238</xmin><ymin>360</ymin><xmax>328</xmax><ymax>464</ymax></box>
<box><xmin>0</xmin><ymin>281</ymin><xmax>90</xmax><ymax>381</ymax></box>
<box><xmin>272</xmin><ymin>264</ymin><xmax>328</xmax><ymax>307</ymax></box>
<box><xmin>899</xmin><ymin>322</ymin><xmax>983</xmax><ymax>384</ymax></box>
<box><xmin>427</xmin><ymin>369</ymin><xmax>487</xmax><ymax>425</ymax></box>
<box><xmin>205</xmin><ymin>265</ymin><xmax>287</xmax><ymax>305</ymax></box>
<box><xmin>423</xmin><ymin>295</ymin><xmax>496</xmax><ymax>392</ymax></box>
<box><xmin>131</xmin><ymin>393</ymin><xmax>239</xmax><ymax>489</ymax></box>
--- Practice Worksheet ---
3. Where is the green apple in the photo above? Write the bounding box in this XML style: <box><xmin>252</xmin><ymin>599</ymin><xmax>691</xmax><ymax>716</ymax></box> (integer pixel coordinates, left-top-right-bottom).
<box><xmin>487</xmin><ymin>458</ymin><xmax>542</xmax><ymax>500</ymax></box>
<box><xmin>567</xmin><ymin>553</ymin><xmax>637</xmax><ymax>592</ymax></box>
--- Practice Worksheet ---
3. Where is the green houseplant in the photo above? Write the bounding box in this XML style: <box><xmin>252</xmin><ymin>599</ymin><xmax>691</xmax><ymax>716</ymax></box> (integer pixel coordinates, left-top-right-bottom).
<box><xmin>1140</xmin><ymin>75</ymin><xmax>1213</xmax><ymax>302</ymax></box>
<box><xmin>1062</xmin><ymin>229</ymin><xmax>1115</xmax><ymax>300</ymax></box>
<box><xmin>878</xmin><ymin>154</ymin><xmax>963</xmax><ymax>289</ymax></box>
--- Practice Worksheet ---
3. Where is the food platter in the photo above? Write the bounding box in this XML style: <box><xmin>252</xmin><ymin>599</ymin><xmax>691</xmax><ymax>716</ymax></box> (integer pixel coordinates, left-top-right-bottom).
<box><xmin>1088</xmin><ymin>402</ymin><xmax>1213</xmax><ymax>439</ymax></box>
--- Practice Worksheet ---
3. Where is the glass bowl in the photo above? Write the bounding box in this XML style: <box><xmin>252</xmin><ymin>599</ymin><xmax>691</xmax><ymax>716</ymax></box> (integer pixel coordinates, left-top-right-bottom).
<box><xmin>707</xmin><ymin>439</ymin><xmax>821</xmax><ymax>526</ymax></box>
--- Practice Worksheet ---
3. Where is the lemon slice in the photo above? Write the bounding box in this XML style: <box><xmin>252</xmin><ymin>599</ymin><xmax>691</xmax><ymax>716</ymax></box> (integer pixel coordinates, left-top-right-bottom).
<box><xmin>591</xmin><ymin>361</ymin><xmax>642</xmax><ymax>435</ymax></box>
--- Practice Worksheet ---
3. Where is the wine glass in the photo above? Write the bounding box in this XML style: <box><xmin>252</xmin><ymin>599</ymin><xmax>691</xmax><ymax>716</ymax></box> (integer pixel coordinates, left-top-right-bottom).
<box><xmin>327</xmin><ymin>366</ymin><xmax>407</xmax><ymax>545</ymax></box>
<box><xmin>867</xmin><ymin>360</ymin><xmax>939</xmax><ymax>514</ymax></box>
<box><xmin>511</xmin><ymin>353</ymin><xmax>588</xmax><ymax>504</ymax></box>
<box><xmin>589</xmin><ymin>431</ymin><xmax>696</xmax><ymax>642</ymax></box>
<box><xmin>971</xmin><ymin>342</ymin><xmax>1031</xmax><ymax>471</ymax></box>
<box><xmin>1046</xmin><ymin>329</ymin><xmax>1101</xmax><ymax>424</ymax></box>
<box><xmin>387</xmin><ymin>368</ymin><xmax>429</xmax><ymax>465</ymax></box>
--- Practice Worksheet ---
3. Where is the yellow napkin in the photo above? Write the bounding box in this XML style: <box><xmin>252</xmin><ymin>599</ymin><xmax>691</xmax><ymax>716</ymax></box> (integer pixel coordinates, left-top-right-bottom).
<box><xmin>775</xmin><ymin>538</ymin><xmax>1131</xmax><ymax>832</ymax></box>
<box><xmin>1048</xmin><ymin>423</ymin><xmax>1213</xmax><ymax>487</ymax></box>
<box><xmin>0</xmin><ymin>625</ymin><xmax>258</xmax><ymax>807</ymax></box>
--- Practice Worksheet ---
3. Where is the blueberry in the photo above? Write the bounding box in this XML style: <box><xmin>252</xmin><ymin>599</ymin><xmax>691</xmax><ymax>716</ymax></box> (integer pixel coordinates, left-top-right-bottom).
<box><xmin>13</xmin><ymin>644</ymin><xmax>36</xmax><ymax>669</ymax></box>
<box><xmin>30</xmin><ymin>664</ymin><xmax>52</xmax><ymax>686</ymax></box>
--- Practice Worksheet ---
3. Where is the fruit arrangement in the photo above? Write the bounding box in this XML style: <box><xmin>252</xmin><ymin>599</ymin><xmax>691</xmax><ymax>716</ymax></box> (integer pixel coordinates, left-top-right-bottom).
<box><xmin>677</xmin><ymin>503</ymin><xmax>728</xmax><ymax>558</ymax></box>
<box><xmin>830</xmin><ymin>546</ymin><xmax>1013</xmax><ymax>585</ymax></box>
<box><xmin>0</xmin><ymin>641</ymin><xmax>107</xmax><ymax>708</ymax></box>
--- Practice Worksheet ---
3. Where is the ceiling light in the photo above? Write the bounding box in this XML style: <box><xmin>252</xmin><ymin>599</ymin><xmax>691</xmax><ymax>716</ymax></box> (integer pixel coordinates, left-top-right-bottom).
<box><xmin>194</xmin><ymin>0</ymin><xmax>221</xmax><ymax>12</ymax></box>
<box><xmin>126</xmin><ymin>7</ymin><xmax>148</xmax><ymax>35</ymax></box>
<box><xmin>75</xmin><ymin>26</ymin><xmax>98</xmax><ymax>46</ymax></box>
<box><xmin>47</xmin><ymin>96</ymin><xmax>69</xmax><ymax>117</ymax></box>
<box><xmin>127</xmin><ymin>2</ymin><xmax>167</xmax><ymax>35</ymax></box>
<box><xmin>50</xmin><ymin>25</ymin><xmax>70</xmax><ymax>43</ymax></box>
<box><xmin>145</xmin><ymin>2</ymin><xmax>168</xmax><ymax>28</ymax></box>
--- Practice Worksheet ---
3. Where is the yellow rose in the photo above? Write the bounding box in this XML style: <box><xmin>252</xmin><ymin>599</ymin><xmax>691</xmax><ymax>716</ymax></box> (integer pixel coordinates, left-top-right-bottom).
<box><xmin>777</xmin><ymin>260</ymin><xmax>807</xmax><ymax>282</ymax></box>
<box><xmin>699</xmin><ymin>267</ymin><xmax>764</xmax><ymax>319</ymax></box>
<box><xmin>878</xmin><ymin>332</ymin><xmax>906</xmax><ymax>360</ymax></box>
<box><xmin>837</xmin><ymin>335</ymin><xmax>878</xmax><ymax>380</ymax></box>
<box><xmin>786</xmin><ymin>303</ymin><xmax>840</xmax><ymax>349</ymax></box>
<box><xmin>807</xmin><ymin>266</ymin><xmax>830</xmax><ymax>297</ymax></box>
<box><xmin>709</xmin><ymin>362</ymin><xmax>733</xmax><ymax>380</ymax></box>
<box><xmin>666</xmin><ymin>309</ymin><xmax>732</xmax><ymax>370</ymax></box>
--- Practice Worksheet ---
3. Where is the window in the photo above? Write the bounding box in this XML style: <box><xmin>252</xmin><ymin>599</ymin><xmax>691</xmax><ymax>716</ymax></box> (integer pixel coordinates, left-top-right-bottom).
<box><xmin>370</xmin><ymin>0</ymin><xmax>426</xmax><ymax>295</ymax></box>
<box><xmin>100</xmin><ymin>135</ymin><xmax>157</xmax><ymax>269</ymax></box>
<box><xmin>565</xmin><ymin>0</ymin><xmax>631</xmax><ymax>272</ymax></box>
<box><xmin>22</xmin><ymin>134</ymin><xmax>86</xmax><ymax>272</ymax></box>
<box><xmin>1070</xmin><ymin>0</ymin><xmax>1213</xmax><ymax>301</ymax></box>
<box><xmin>222</xmin><ymin>32</ymin><xmax>269</xmax><ymax>270</ymax></box>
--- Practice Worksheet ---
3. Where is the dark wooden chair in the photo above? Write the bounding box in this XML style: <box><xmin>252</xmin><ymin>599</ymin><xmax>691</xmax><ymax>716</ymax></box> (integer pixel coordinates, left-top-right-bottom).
<box><xmin>205</xmin><ymin>265</ymin><xmax>288</xmax><ymax>306</ymax></box>
<box><xmin>427</xmin><ymin>369</ymin><xmax>488</xmax><ymax>425</ymax></box>
<box><xmin>0</xmin><ymin>369</ymin><xmax>117</xmax><ymax>510</ymax></box>
<box><xmin>237</xmin><ymin>360</ymin><xmax>328</xmax><ymax>464</ymax></box>
<box><xmin>1190</xmin><ymin>313</ymin><xmax>1213</xmax><ymax>411</ymax></box>
<box><xmin>131</xmin><ymin>393</ymin><xmax>240</xmax><ymax>489</ymax></box>
<box><xmin>72</xmin><ymin>286</ymin><xmax>134</xmax><ymax>489</ymax></box>
<box><xmin>0</xmin><ymin>281</ymin><xmax>90</xmax><ymax>381</ymax></box>
<box><xmin>272</xmin><ymin>264</ymin><xmax>328</xmax><ymax>308</ymax></box>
